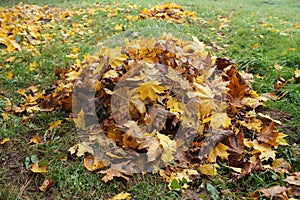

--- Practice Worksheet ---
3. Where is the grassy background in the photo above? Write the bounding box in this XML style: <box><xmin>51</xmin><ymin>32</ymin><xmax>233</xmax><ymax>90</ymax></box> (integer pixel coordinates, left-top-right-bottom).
<box><xmin>0</xmin><ymin>0</ymin><xmax>299</xmax><ymax>199</ymax></box>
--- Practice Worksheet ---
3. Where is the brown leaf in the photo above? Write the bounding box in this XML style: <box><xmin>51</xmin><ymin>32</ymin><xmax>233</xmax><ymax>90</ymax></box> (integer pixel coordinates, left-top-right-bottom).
<box><xmin>100</xmin><ymin>168</ymin><xmax>130</xmax><ymax>183</ymax></box>
<box><xmin>238</xmin><ymin>157</ymin><xmax>264</xmax><ymax>179</ymax></box>
<box><xmin>272</xmin><ymin>158</ymin><xmax>291</xmax><ymax>174</ymax></box>
<box><xmin>197</xmin><ymin>129</ymin><xmax>233</xmax><ymax>160</ymax></box>
<box><xmin>258</xmin><ymin>185</ymin><xmax>288</xmax><ymax>198</ymax></box>
<box><xmin>285</xmin><ymin>172</ymin><xmax>300</xmax><ymax>186</ymax></box>
<box><xmin>39</xmin><ymin>178</ymin><xmax>54</xmax><ymax>192</ymax></box>
<box><xmin>257</xmin><ymin>122</ymin><xmax>278</xmax><ymax>146</ymax></box>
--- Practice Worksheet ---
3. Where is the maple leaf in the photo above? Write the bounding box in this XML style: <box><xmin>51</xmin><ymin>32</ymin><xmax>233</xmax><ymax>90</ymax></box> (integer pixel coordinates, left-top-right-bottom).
<box><xmin>274</xmin><ymin>132</ymin><xmax>289</xmax><ymax>148</ymax></box>
<box><xmin>252</xmin><ymin>140</ymin><xmax>276</xmax><ymax>161</ymax></box>
<box><xmin>136</xmin><ymin>81</ymin><xmax>165</xmax><ymax>101</ymax></box>
<box><xmin>100</xmin><ymin>168</ymin><xmax>130</xmax><ymax>183</ymax></box>
<box><xmin>257</xmin><ymin>122</ymin><xmax>278</xmax><ymax>146</ymax></box>
<box><xmin>156</xmin><ymin>133</ymin><xmax>176</xmax><ymax>163</ymax></box>
<box><xmin>285</xmin><ymin>172</ymin><xmax>300</xmax><ymax>186</ymax></box>
<box><xmin>31</xmin><ymin>162</ymin><xmax>48</xmax><ymax>173</ymax></box>
<box><xmin>199</xmin><ymin>163</ymin><xmax>219</xmax><ymax>176</ymax></box>
<box><xmin>68</xmin><ymin>142</ymin><xmax>93</xmax><ymax>157</ymax></box>
<box><xmin>208</xmin><ymin>143</ymin><xmax>229</xmax><ymax>163</ymax></box>
<box><xmin>209</xmin><ymin>112</ymin><xmax>231</xmax><ymax>129</ymax></box>
<box><xmin>272</xmin><ymin>158</ymin><xmax>291</xmax><ymax>174</ymax></box>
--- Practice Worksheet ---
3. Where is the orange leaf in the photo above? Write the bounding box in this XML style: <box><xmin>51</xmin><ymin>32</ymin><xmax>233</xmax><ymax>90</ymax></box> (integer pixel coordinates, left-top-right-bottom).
<box><xmin>49</xmin><ymin>120</ymin><xmax>62</xmax><ymax>131</ymax></box>
<box><xmin>0</xmin><ymin>138</ymin><xmax>9</xmax><ymax>145</ymax></box>
<box><xmin>84</xmin><ymin>155</ymin><xmax>106</xmax><ymax>171</ymax></box>
<box><xmin>29</xmin><ymin>134</ymin><xmax>41</xmax><ymax>144</ymax></box>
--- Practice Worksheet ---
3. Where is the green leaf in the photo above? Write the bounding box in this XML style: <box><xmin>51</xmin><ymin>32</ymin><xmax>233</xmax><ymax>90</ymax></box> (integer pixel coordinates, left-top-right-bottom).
<box><xmin>30</xmin><ymin>155</ymin><xmax>39</xmax><ymax>163</ymax></box>
<box><xmin>15</xmin><ymin>34</ymin><xmax>24</xmax><ymax>43</ymax></box>
<box><xmin>206</xmin><ymin>183</ymin><xmax>219</xmax><ymax>200</ymax></box>
<box><xmin>170</xmin><ymin>179</ymin><xmax>180</xmax><ymax>190</ymax></box>
<box><xmin>25</xmin><ymin>157</ymin><xmax>30</xmax><ymax>169</ymax></box>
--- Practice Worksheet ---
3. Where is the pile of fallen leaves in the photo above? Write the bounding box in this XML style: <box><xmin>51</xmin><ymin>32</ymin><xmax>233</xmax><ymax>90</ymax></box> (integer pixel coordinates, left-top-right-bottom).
<box><xmin>46</xmin><ymin>33</ymin><xmax>293</xmax><ymax>193</ymax></box>
<box><xmin>139</xmin><ymin>2</ymin><xmax>199</xmax><ymax>23</ymax></box>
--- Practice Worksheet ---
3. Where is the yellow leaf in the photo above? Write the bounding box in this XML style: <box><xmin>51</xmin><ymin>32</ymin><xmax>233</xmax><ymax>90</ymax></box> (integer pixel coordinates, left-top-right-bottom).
<box><xmin>49</xmin><ymin>120</ymin><xmax>62</xmax><ymax>131</ymax></box>
<box><xmin>114</xmin><ymin>24</ymin><xmax>124</xmax><ymax>31</ymax></box>
<box><xmin>274</xmin><ymin>132</ymin><xmax>289</xmax><ymax>148</ymax></box>
<box><xmin>6</xmin><ymin>71</ymin><xmax>13</xmax><ymax>79</ymax></box>
<box><xmin>157</xmin><ymin>133</ymin><xmax>176</xmax><ymax>163</ymax></box>
<box><xmin>29</xmin><ymin>61</ymin><xmax>38</xmax><ymax>71</ymax></box>
<box><xmin>199</xmin><ymin>163</ymin><xmax>219</xmax><ymax>176</ymax></box>
<box><xmin>295</xmin><ymin>69</ymin><xmax>300</xmax><ymax>78</ymax></box>
<box><xmin>68</xmin><ymin>142</ymin><xmax>93</xmax><ymax>157</ymax></box>
<box><xmin>137</xmin><ymin>81</ymin><xmax>165</xmax><ymax>101</ymax></box>
<box><xmin>72</xmin><ymin>46</ymin><xmax>80</xmax><ymax>53</ymax></box>
<box><xmin>252</xmin><ymin>140</ymin><xmax>276</xmax><ymax>161</ymax></box>
<box><xmin>208</xmin><ymin>143</ymin><xmax>229</xmax><ymax>163</ymax></box>
<box><xmin>73</xmin><ymin>110</ymin><xmax>86</xmax><ymax>129</ymax></box>
<box><xmin>84</xmin><ymin>155</ymin><xmax>106</xmax><ymax>171</ymax></box>
<box><xmin>252</xmin><ymin>43</ymin><xmax>259</xmax><ymax>50</ymax></box>
<box><xmin>295</xmin><ymin>22</ymin><xmax>300</xmax><ymax>29</ymax></box>
<box><xmin>31</xmin><ymin>162</ymin><xmax>48</xmax><ymax>173</ymax></box>
<box><xmin>210</xmin><ymin>112</ymin><xmax>231</xmax><ymax>129</ymax></box>
<box><xmin>29</xmin><ymin>134</ymin><xmax>41</xmax><ymax>144</ymax></box>
<box><xmin>0</xmin><ymin>138</ymin><xmax>9</xmax><ymax>145</ymax></box>
<box><xmin>111</xmin><ymin>192</ymin><xmax>131</xmax><ymax>200</ymax></box>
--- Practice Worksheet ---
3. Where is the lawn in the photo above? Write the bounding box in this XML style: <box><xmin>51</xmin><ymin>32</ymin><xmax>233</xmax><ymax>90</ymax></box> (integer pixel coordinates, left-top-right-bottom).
<box><xmin>0</xmin><ymin>0</ymin><xmax>299</xmax><ymax>199</ymax></box>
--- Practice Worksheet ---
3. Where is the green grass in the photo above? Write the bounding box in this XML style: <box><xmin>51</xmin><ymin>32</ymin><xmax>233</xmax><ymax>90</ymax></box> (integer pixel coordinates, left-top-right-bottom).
<box><xmin>0</xmin><ymin>0</ymin><xmax>299</xmax><ymax>199</ymax></box>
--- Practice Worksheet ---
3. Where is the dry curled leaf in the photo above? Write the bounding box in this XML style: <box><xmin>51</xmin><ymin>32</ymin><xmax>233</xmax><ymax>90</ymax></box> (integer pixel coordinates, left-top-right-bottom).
<box><xmin>39</xmin><ymin>178</ymin><xmax>54</xmax><ymax>192</ymax></box>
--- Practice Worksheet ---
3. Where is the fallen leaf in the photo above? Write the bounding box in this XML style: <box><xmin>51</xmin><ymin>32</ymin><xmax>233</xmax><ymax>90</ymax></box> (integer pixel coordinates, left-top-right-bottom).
<box><xmin>100</xmin><ymin>168</ymin><xmax>130</xmax><ymax>183</ymax></box>
<box><xmin>285</xmin><ymin>172</ymin><xmax>300</xmax><ymax>186</ymax></box>
<box><xmin>29</xmin><ymin>134</ymin><xmax>41</xmax><ymax>144</ymax></box>
<box><xmin>272</xmin><ymin>158</ymin><xmax>291</xmax><ymax>174</ymax></box>
<box><xmin>111</xmin><ymin>192</ymin><xmax>131</xmax><ymax>200</ymax></box>
<box><xmin>137</xmin><ymin>81</ymin><xmax>165</xmax><ymax>101</ymax></box>
<box><xmin>208</xmin><ymin>143</ymin><xmax>229</xmax><ymax>163</ymax></box>
<box><xmin>295</xmin><ymin>69</ymin><xmax>300</xmax><ymax>78</ymax></box>
<box><xmin>84</xmin><ymin>155</ymin><xmax>106</xmax><ymax>171</ymax></box>
<box><xmin>0</xmin><ymin>138</ymin><xmax>9</xmax><ymax>145</ymax></box>
<box><xmin>199</xmin><ymin>163</ymin><xmax>219</xmax><ymax>176</ymax></box>
<box><xmin>6</xmin><ymin>71</ymin><xmax>13</xmax><ymax>79</ymax></box>
<box><xmin>39</xmin><ymin>178</ymin><xmax>54</xmax><ymax>192</ymax></box>
<box><xmin>258</xmin><ymin>185</ymin><xmax>288</xmax><ymax>198</ymax></box>
<box><xmin>49</xmin><ymin>120</ymin><xmax>62</xmax><ymax>131</ymax></box>
<box><xmin>31</xmin><ymin>162</ymin><xmax>48</xmax><ymax>173</ymax></box>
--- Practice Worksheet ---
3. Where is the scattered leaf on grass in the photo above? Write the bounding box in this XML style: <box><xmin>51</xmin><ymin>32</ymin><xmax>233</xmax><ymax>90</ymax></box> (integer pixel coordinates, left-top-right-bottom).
<box><xmin>39</xmin><ymin>178</ymin><xmax>54</xmax><ymax>192</ymax></box>
<box><xmin>111</xmin><ymin>192</ymin><xmax>131</xmax><ymax>200</ymax></box>
<box><xmin>49</xmin><ymin>120</ymin><xmax>62</xmax><ymax>131</ymax></box>
<box><xmin>0</xmin><ymin>138</ymin><xmax>9</xmax><ymax>145</ymax></box>
<box><xmin>31</xmin><ymin>162</ymin><xmax>48</xmax><ymax>173</ymax></box>
<box><xmin>29</xmin><ymin>134</ymin><xmax>41</xmax><ymax>144</ymax></box>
